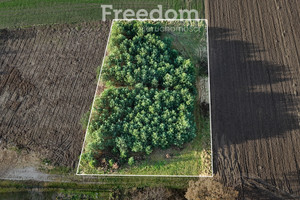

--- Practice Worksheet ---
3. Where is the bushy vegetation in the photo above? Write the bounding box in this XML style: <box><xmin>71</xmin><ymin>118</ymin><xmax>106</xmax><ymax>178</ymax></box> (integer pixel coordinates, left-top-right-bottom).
<box><xmin>185</xmin><ymin>178</ymin><xmax>239</xmax><ymax>200</ymax></box>
<box><xmin>81</xmin><ymin>21</ymin><xmax>197</xmax><ymax>170</ymax></box>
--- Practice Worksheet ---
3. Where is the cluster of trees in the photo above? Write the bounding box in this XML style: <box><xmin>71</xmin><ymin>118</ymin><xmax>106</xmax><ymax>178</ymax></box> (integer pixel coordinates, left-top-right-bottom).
<box><xmin>103</xmin><ymin>21</ymin><xmax>195</xmax><ymax>92</ymax></box>
<box><xmin>83</xmin><ymin>86</ymin><xmax>196</xmax><ymax>166</ymax></box>
<box><xmin>82</xmin><ymin>21</ymin><xmax>196</xmax><ymax>168</ymax></box>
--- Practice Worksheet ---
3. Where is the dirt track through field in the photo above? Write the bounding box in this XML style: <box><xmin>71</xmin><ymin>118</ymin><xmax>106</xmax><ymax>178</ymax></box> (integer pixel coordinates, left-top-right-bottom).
<box><xmin>0</xmin><ymin>21</ymin><xmax>111</xmax><ymax>168</ymax></box>
<box><xmin>207</xmin><ymin>0</ymin><xmax>300</xmax><ymax>198</ymax></box>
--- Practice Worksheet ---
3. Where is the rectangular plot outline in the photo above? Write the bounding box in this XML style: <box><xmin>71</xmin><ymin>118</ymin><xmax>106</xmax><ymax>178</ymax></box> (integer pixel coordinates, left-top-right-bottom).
<box><xmin>77</xmin><ymin>19</ymin><xmax>213</xmax><ymax>177</ymax></box>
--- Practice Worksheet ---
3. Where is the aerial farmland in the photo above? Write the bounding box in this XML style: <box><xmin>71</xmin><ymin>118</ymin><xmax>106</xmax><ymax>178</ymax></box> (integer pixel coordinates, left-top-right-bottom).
<box><xmin>0</xmin><ymin>0</ymin><xmax>299</xmax><ymax>199</ymax></box>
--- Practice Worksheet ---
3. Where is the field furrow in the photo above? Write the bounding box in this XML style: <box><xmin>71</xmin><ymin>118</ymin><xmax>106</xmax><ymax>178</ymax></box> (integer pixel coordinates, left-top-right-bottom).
<box><xmin>0</xmin><ymin>21</ymin><xmax>111</xmax><ymax>168</ymax></box>
<box><xmin>208</xmin><ymin>0</ymin><xmax>300</xmax><ymax>198</ymax></box>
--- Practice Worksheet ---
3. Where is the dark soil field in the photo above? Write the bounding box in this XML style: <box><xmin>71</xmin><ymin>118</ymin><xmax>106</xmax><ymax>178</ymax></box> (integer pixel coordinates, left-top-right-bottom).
<box><xmin>0</xmin><ymin>21</ymin><xmax>111</xmax><ymax>169</ymax></box>
<box><xmin>207</xmin><ymin>0</ymin><xmax>300</xmax><ymax>199</ymax></box>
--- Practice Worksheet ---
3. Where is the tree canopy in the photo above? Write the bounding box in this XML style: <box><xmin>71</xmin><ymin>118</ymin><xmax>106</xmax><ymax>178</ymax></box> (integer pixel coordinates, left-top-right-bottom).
<box><xmin>82</xmin><ymin>21</ymin><xmax>197</xmax><ymax>169</ymax></box>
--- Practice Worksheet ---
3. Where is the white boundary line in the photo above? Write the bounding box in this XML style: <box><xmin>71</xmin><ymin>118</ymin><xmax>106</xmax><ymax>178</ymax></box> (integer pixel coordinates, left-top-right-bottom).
<box><xmin>76</xmin><ymin>21</ymin><xmax>114</xmax><ymax>175</ymax></box>
<box><xmin>76</xmin><ymin>19</ymin><xmax>213</xmax><ymax>178</ymax></box>
<box><xmin>207</xmin><ymin>18</ymin><xmax>214</xmax><ymax>177</ymax></box>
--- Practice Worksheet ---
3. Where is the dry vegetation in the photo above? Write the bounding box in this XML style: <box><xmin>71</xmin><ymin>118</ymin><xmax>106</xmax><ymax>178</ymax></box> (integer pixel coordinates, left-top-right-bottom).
<box><xmin>185</xmin><ymin>178</ymin><xmax>238</xmax><ymax>200</ymax></box>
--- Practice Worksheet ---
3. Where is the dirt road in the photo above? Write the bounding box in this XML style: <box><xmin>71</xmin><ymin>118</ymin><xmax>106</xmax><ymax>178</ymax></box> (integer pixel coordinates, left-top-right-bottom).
<box><xmin>207</xmin><ymin>0</ymin><xmax>300</xmax><ymax>199</ymax></box>
<box><xmin>0</xmin><ymin>21</ymin><xmax>111</xmax><ymax>170</ymax></box>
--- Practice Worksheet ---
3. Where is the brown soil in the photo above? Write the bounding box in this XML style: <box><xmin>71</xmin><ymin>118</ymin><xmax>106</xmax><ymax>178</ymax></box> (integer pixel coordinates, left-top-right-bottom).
<box><xmin>206</xmin><ymin>0</ymin><xmax>300</xmax><ymax>199</ymax></box>
<box><xmin>0</xmin><ymin>21</ymin><xmax>112</xmax><ymax>169</ymax></box>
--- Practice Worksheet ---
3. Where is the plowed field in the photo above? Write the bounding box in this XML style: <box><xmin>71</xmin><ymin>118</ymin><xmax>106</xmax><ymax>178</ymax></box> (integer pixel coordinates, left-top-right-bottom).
<box><xmin>0</xmin><ymin>21</ymin><xmax>111</xmax><ymax>168</ymax></box>
<box><xmin>207</xmin><ymin>0</ymin><xmax>300</xmax><ymax>199</ymax></box>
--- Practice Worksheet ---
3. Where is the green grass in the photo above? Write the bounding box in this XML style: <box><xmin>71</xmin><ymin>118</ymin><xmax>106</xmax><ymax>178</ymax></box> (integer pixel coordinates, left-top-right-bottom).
<box><xmin>0</xmin><ymin>0</ymin><xmax>205</xmax><ymax>29</ymax></box>
<box><xmin>80</xmin><ymin>110</ymin><xmax>91</xmax><ymax>130</ymax></box>
<box><xmin>0</xmin><ymin>177</ymin><xmax>193</xmax><ymax>200</ymax></box>
<box><xmin>0</xmin><ymin>176</ymin><xmax>193</xmax><ymax>193</ymax></box>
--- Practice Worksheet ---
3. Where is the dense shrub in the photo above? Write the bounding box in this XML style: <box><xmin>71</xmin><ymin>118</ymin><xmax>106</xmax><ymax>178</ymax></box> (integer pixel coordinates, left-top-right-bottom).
<box><xmin>128</xmin><ymin>157</ymin><xmax>135</xmax><ymax>166</ymax></box>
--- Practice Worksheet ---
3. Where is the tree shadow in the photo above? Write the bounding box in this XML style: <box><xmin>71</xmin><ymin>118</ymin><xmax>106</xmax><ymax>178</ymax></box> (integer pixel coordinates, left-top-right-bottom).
<box><xmin>209</xmin><ymin>27</ymin><xmax>300</xmax><ymax>197</ymax></box>
<box><xmin>210</xmin><ymin>27</ymin><xmax>298</xmax><ymax>143</ymax></box>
